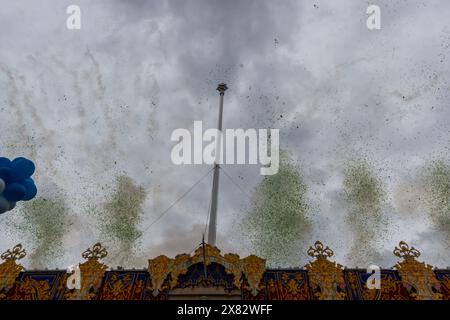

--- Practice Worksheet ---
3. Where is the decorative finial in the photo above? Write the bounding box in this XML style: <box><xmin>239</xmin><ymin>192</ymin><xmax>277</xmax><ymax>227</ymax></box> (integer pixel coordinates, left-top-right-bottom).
<box><xmin>216</xmin><ymin>83</ymin><xmax>228</xmax><ymax>95</ymax></box>
<box><xmin>307</xmin><ymin>241</ymin><xmax>334</xmax><ymax>259</ymax></box>
<box><xmin>1</xmin><ymin>244</ymin><xmax>26</xmax><ymax>261</ymax></box>
<box><xmin>82</xmin><ymin>243</ymin><xmax>108</xmax><ymax>261</ymax></box>
<box><xmin>393</xmin><ymin>241</ymin><xmax>420</xmax><ymax>259</ymax></box>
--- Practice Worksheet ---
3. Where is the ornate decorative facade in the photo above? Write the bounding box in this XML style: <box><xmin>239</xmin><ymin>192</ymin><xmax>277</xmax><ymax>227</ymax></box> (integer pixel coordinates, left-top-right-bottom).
<box><xmin>0</xmin><ymin>241</ymin><xmax>449</xmax><ymax>300</ymax></box>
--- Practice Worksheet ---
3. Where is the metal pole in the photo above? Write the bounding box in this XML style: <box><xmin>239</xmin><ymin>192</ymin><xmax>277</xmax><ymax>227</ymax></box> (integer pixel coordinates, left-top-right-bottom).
<box><xmin>207</xmin><ymin>83</ymin><xmax>227</xmax><ymax>246</ymax></box>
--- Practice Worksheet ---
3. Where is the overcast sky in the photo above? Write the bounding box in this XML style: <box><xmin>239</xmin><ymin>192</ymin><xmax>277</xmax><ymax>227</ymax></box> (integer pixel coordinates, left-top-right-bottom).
<box><xmin>1</xmin><ymin>0</ymin><xmax>450</xmax><ymax>269</ymax></box>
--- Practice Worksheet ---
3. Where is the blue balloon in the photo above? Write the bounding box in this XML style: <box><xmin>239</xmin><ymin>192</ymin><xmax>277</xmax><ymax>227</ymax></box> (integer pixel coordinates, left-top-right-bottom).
<box><xmin>11</xmin><ymin>158</ymin><xmax>35</xmax><ymax>180</ymax></box>
<box><xmin>0</xmin><ymin>156</ymin><xmax>37</xmax><ymax>212</ymax></box>
<box><xmin>3</xmin><ymin>183</ymin><xmax>26</xmax><ymax>202</ymax></box>
<box><xmin>0</xmin><ymin>157</ymin><xmax>12</xmax><ymax>168</ymax></box>
<box><xmin>0</xmin><ymin>167</ymin><xmax>14</xmax><ymax>183</ymax></box>
<box><xmin>20</xmin><ymin>178</ymin><xmax>37</xmax><ymax>201</ymax></box>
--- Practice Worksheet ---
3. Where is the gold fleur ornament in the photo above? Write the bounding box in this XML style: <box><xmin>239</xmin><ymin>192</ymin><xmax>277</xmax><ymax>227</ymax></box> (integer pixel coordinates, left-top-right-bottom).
<box><xmin>82</xmin><ymin>242</ymin><xmax>108</xmax><ymax>260</ymax></box>
<box><xmin>393</xmin><ymin>241</ymin><xmax>420</xmax><ymax>259</ymax></box>
<box><xmin>1</xmin><ymin>244</ymin><xmax>26</xmax><ymax>261</ymax></box>
<box><xmin>307</xmin><ymin>241</ymin><xmax>334</xmax><ymax>259</ymax></box>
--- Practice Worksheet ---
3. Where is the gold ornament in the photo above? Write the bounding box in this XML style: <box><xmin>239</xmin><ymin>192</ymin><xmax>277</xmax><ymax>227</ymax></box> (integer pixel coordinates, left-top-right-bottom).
<box><xmin>65</xmin><ymin>243</ymin><xmax>108</xmax><ymax>300</ymax></box>
<box><xmin>0</xmin><ymin>244</ymin><xmax>26</xmax><ymax>299</ymax></box>
<box><xmin>393</xmin><ymin>241</ymin><xmax>441</xmax><ymax>300</ymax></box>
<box><xmin>305</xmin><ymin>241</ymin><xmax>346</xmax><ymax>300</ymax></box>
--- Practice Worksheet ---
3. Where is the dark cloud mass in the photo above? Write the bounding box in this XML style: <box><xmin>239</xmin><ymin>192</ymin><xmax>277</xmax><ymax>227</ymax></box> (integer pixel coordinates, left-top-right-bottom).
<box><xmin>1</xmin><ymin>0</ymin><xmax>450</xmax><ymax>267</ymax></box>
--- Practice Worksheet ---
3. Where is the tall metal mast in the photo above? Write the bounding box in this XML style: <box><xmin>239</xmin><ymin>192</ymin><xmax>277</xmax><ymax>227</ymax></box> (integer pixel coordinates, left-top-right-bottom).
<box><xmin>207</xmin><ymin>83</ymin><xmax>227</xmax><ymax>246</ymax></box>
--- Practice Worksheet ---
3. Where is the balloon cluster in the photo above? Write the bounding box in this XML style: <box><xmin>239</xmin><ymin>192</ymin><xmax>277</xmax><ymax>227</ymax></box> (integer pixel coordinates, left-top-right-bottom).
<box><xmin>0</xmin><ymin>157</ymin><xmax>37</xmax><ymax>214</ymax></box>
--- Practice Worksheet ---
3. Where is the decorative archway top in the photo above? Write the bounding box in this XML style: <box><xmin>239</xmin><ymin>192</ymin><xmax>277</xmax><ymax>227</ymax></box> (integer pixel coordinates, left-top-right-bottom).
<box><xmin>147</xmin><ymin>244</ymin><xmax>266</xmax><ymax>296</ymax></box>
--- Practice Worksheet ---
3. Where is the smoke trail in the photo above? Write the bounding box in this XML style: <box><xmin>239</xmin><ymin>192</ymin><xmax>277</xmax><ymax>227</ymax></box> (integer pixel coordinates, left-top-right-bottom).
<box><xmin>342</xmin><ymin>158</ymin><xmax>387</xmax><ymax>266</ymax></box>
<box><xmin>0</xmin><ymin>64</ymin><xmax>28</xmax><ymax>153</ymax></box>
<box><xmin>84</xmin><ymin>49</ymin><xmax>106</xmax><ymax>100</ymax></box>
<box><xmin>240</xmin><ymin>151</ymin><xmax>311</xmax><ymax>267</ymax></box>
<box><xmin>51</xmin><ymin>57</ymin><xmax>86</xmax><ymax>133</ymax></box>
<box><xmin>26</xmin><ymin>55</ymin><xmax>59</xmax><ymax>180</ymax></box>
<box><xmin>17</xmin><ymin>73</ymin><xmax>45</xmax><ymax>130</ymax></box>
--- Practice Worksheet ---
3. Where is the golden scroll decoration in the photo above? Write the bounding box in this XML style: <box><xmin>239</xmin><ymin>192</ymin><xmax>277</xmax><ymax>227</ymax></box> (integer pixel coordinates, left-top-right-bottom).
<box><xmin>65</xmin><ymin>242</ymin><xmax>108</xmax><ymax>300</ymax></box>
<box><xmin>0</xmin><ymin>244</ymin><xmax>26</xmax><ymax>299</ymax></box>
<box><xmin>393</xmin><ymin>241</ymin><xmax>442</xmax><ymax>300</ymax></box>
<box><xmin>305</xmin><ymin>241</ymin><xmax>346</xmax><ymax>300</ymax></box>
